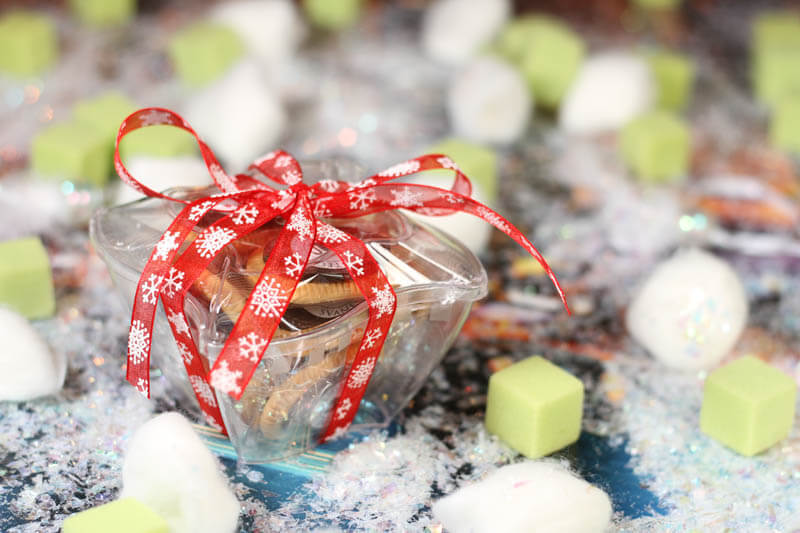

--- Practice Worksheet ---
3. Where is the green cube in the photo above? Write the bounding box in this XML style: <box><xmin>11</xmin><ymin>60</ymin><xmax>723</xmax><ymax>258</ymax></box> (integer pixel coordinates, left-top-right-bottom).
<box><xmin>73</xmin><ymin>91</ymin><xmax>136</xmax><ymax>139</ymax></box>
<box><xmin>168</xmin><ymin>22</ymin><xmax>244</xmax><ymax>87</ymax></box>
<box><xmin>485</xmin><ymin>356</ymin><xmax>584</xmax><ymax>458</ymax></box>
<box><xmin>69</xmin><ymin>0</ymin><xmax>136</xmax><ymax>27</ymax></box>
<box><xmin>63</xmin><ymin>498</ymin><xmax>168</xmax><ymax>533</ymax></box>
<box><xmin>303</xmin><ymin>0</ymin><xmax>364</xmax><ymax>30</ymax></box>
<box><xmin>700</xmin><ymin>356</ymin><xmax>797</xmax><ymax>456</ymax></box>
<box><xmin>631</xmin><ymin>0</ymin><xmax>682</xmax><ymax>10</ymax></box>
<box><xmin>119</xmin><ymin>126</ymin><xmax>197</xmax><ymax>159</ymax></box>
<box><xmin>770</xmin><ymin>95</ymin><xmax>800</xmax><ymax>154</ymax></box>
<box><xmin>0</xmin><ymin>237</ymin><xmax>55</xmax><ymax>319</ymax></box>
<box><xmin>425</xmin><ymin>138</ymin><xmax>498</xmax><ymax>203</ymax></box>
<box><xmin>495</xmin><ymin>16</ymin><xmax>585</xmax><ymax>108</ymax></box>
<box><xmin>647</xmin><ymin>50</ymin><xmax>695</xmax><ymax>111</ymax></box>
<box><xmin>31</xmin><ymin>121</ymin><xmax>112</xmax><ymax>186</ymax></box>
<box><xmin>751</xmin><ymin>12</ymin><xmax>800</xmax><ymax>107</ymax></box>
<box><xmin>619</xmin><ymin>111</ymin><xmax>690</xmax><ymax>182</ymax></box>
<box><xmin>0</xmin><ymin>11</ymin><xmax>58</xmax><ymax>78</ymax></box>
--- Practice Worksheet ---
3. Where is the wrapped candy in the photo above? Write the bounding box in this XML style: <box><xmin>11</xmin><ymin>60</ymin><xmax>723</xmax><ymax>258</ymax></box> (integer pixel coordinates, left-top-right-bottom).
<box><xmin>91</xmin><ymin>108</ymin><xmax>567</xmax><ymax>462</ymax></box>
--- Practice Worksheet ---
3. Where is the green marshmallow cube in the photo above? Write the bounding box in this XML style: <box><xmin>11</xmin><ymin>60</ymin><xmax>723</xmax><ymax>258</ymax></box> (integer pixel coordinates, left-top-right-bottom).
<box><xmin>647</xmin><ymin>50</ymin><xmax>695</xmax><ymax>111</ymax></box>
<box><xmin>119</xmin><ymin>126</ymin><xmax>196</xmax><ymax>159</ymax></box>
<box><xmin>69</xmin><ymin>0</ymin><xmax>136</xmax><ymax>27</ymax></box>
<box><xmin>496</xmin><ymin>16</ymin><xmax>585</xmax><ymax>109</ymax></box>
<box><xmin>631</xmin><ymin>0</ymin><xmax>683</xmax><ymax>10</ymax></box>
<box><xmin>303</xmin><ymin>0</ymin><xmax>364</xmax><ymax>30</ymax></box>
<box><xmin>751</xmin><ymin>12</ymin><xmax>800</xmax><ymax>107</ymax></box>
<box><xmin>31</xmin><ymin>121</ymin><xmax>112</xmax><ymax>186</ymax></box>
<box><xmin>700</xmin><ymin>356</ymin><xmax>797</xmax><ymax>456</ymax></box>
<box><xmin>63</xmin><ymin>498</ymin><xmax>168</xmax><ymax>533</ymax></box>
<box><xmin>425</xmin><ymin>138</ymin><xmax>498</xmax><ymax>203</ymax></box>
<box><xmin>168</xmin><ymin>22</ymin><xmax>243</xmax><ymax>87</ymax></box>
<box><xmin>770</xmin><ymin>95</ymin><xmax>800</xmax><ymax>154</ymax></box>
<box><xmin>0</xmin><ymin>237</ymin><xmax>55</xmax><ymax>319</ymax></box>
<box><xmin>73</xmin><ymin>91</ymin><xmax>136</xmax><ymax>139</ymax></box>
<box><xmin>485</xmin><ymin>356</ymin><xmax>584</xmax><ymax>458</ymax></box>
<box><xmin>0</xmin><ymin>11</ymin><xmax>58</xmax><ymax>78</ymax></box>
<box><xmin>620</xmin><ymin>111</ymin><xmax>690</xmax><ymax>182</ymax></box>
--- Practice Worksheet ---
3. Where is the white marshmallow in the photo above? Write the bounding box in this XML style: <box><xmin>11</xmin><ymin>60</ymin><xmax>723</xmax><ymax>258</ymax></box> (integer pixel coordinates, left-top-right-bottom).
<box><xmin>185</xmin><ymin>61</ymin><xmax>286</xmax><ymax>170</ymax></box>
<box><xmin>433</xmin><ymin>461</ymin><xmax>612</xmax><ymax>533</ymax></box>
<box><xmin>448</xmin><ymin>57</ymin><xmax>532</xmax><ymax>144</ymax></box>
<box><xmin>121</xmin><ymin>412</ymin><xmax>240</xmax><ymax>533</ymax></box>
<box><xmin>626</xmin><ymin>248</ymin><xmax>748</xmax><ymax>370</ymax></box>
<box><xmin>560</xmin><ymin>52</ymin><xmax>655</xmax><ymax>135</ymax></box>
<box><xmin>115</xmin><ymin>156</ymin><xmax>214</xmax><ymax>205</ymax></box>
<box><xmin>404</xmin><ymin>175</ymin><xmax>492</xmax><ymax>254</ymax></box>
<box><xmin>422</xmin><ymin>0</ymin><xmax>511</xmax><ymax>65</ymax></box>
<box><xmin>0</xmin><ymin>307</ymin><xmax>66</xmax><ymax>401</ymax></box>
<box><xmin>211</xmin><ymin>0</ymin><xmax>305</xmax><ymax>70</ymax></box>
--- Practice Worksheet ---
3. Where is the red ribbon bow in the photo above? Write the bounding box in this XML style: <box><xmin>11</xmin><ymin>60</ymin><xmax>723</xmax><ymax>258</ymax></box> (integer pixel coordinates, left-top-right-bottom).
<box><xmin>116</xmin><ymin>107</ymin><xmax>568</xmax><ymax>442</ymax></box>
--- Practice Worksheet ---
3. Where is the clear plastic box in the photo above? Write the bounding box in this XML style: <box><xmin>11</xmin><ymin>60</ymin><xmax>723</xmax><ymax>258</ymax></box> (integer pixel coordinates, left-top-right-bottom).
<box><xmin>90</xmin><ymin>160</ymin><xmax>488</xmax><ymax>462</ymax></box>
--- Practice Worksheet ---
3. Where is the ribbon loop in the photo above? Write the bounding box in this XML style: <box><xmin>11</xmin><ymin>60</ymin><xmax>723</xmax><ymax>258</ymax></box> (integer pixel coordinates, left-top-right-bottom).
<box><xmin>116</xmin><ymin>108</ymin><xmax>567</xmax><ymax>442</ymax></box>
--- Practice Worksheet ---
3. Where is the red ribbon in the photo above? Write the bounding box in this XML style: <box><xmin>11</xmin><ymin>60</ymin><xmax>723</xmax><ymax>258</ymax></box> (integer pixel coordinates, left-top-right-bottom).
<box><xmin>116</xmin><ymin>107</ymin><xmax>569</xmax><ymax>442</ymax></box>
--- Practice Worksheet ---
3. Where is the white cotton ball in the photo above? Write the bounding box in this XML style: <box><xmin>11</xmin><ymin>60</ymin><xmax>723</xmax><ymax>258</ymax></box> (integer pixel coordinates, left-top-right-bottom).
<box><xmin>185</xmin><ymin>61</ymin><xmax>286</xmax><ymax>170</ymax></box>
<box><xmin>626</xmin><ymin>248</ymin><xmax>748</xmax><ymax>370</ymax></box>
<box><xmin>115</xmin><ymin>156</ymin><xmax>214</xmax><ymax>205</ymax></box>
<box><xmin>448</xmin><ymin>57</ymin><xmax>532</xmax><ymax>144</ymax></box>
<box><xmin>0</xmin><ymin>174</ymin><xmax>69</xmax><ymax>240</ymax></box>
<box><xmin>121</xmin><ymin>412</ymin><xmax>240</xmax><ymax>533</ymax></box>
<box><xmin>560</xmin><ymin>51</ymin><xmax>655</xmax><ymax>135</ymax></box>
<box><xmin>211</xmin><ymin>0</ymin><xmax>305</xmax><ymax>69</ymax></box>
<box><xmin>433</xmin><ymin>461</ymin><xmax>612</xmax><ymax>533</ymax></box>
<box><xmin>422</xmin><ymin>0</ymin><xmax>511</xmax><ymax>65</ymax></box>
<box><xmin>0</xmin><ymin>307</ymin><xmax>66</xmax><ymax>401</ymax></box>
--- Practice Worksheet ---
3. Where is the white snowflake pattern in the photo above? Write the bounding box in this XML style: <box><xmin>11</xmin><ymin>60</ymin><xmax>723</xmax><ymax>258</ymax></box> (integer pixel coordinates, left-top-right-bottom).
<box><xmin>231</xmin><ymin>203</ymin><xmax>259</xmax><ymax>225</ymax></box>
<box><xmin>348</xmin><ymin>188</ymin><xmax>376</xmax><ymax>210</ymax></box>
<box><xmin>128</xmin><ymin>320</ymin><xmax>150</xmax><ymax>366</ymax></box>
<box><xmin>189</xmin><ymin>375</ymin><xmax>217</xmax><ymax>407</ymax></box>
<box><xmin>370</xmin><ymin>284</ymin><xmax>396</xmax><ymax>319</ymax></box>
<box><xmin>342</xmin><ymin>250</ymin><xmax>364</xmax><ymax>277</ymax></box>
<box><xmin>275</xmin><ymin>155</ymin><xmax>293</xmax><ymax>168</ymax></box>
<box><xmin>335</xmin><ymin>398</ymin><xmax>353</xmax><ymax>420</ymax></box>
<box><xmin>362</xmin><ymin>327</ymin><xmax>383</xmax><ymax>349</ymax></box>
<box><xmin>270</xmin><ymin>189</ymin><xmax>294</xmax><ymax>210</ymax></box>
<box><xmin>284</xmin><ymin>252</ymin><xmax>304</xmax><ymax>278</ymax></box>
<box><xmin>389</xmin><ymin>186</ymin><xmax>424</xmax><ymax>208</ymax></box>
<box><xmin>436</xmin><ymin>156</ymin><xmax>459</xmax><ymax>170</ymax></box>
<box><xmin>250</xmin><ymin>276</ymin><xmax>288</xmax><ymax>318</ymax></box>
<box><xmin>167</xmin><ymin>310</ymin><xmax>190</xmax><ymax>336</ymax></box>
<box><xmin>209</xmin><ymin>163</ymin><xmax>236</xmax><ymax>191</ymax></box>
<box><xmin>286</xmin><ymin>209</ymin><xmax>313</xmax><ymax>241</ymax></box>
<box><xmin>378</xmin><ymin>160</ymin><xmax>420</xmax><ymax>177</ymax></box>
<box><xmin>195</xmin><ymin>226</ymin><xmax>237</xmax><ymax>259</ymax></box>
<box><xmin>140</xmin><ymin>273</ymin><xmax>163</xmax><ymax>305</ymax></box>
<box><xmin>441</xmin><ymin>192</ymin><xmax>464</xmax><ymax>205</ymax></box>
<box><xmin>476</xmin><ymin>206</ymin><xmax>510</xmax><ymax>233</ymax></box>
<box><xmin>313</xmin><ymin>200</ymin><xmax>333</xmax><ymax>218</ymax></box>
<box><xmin>327</xmin><ymin>423</ymin><xmax>351</xmax><ymax>441</ymax></box>
<box><xmin>282</xmin><ymin>169</ymin><xmax>302</xmax><ymax>185</ymax></box>
<box><xmin>316</xmin><ymin>223</ymin><xmax>349</xmax><ymax>244</ymax></box>
<box><xmin>317</xmin><ymin>179</ymin><xmax>341</xmax><ymax>193</ymax></box>
<box><xmin>153</xmin><ymin>231</ymin><xmax>181</xmax><ymax>261</ymax></box>
<box><xmin>238</xmin><ymin>331</ymin><xmax>268</xmax><ymax>363</ymax></box>
<box><xmin>189</xmin><ymin>200</ymin><xmax>216</xmax><ymax>222</ymax></box>
<box><xmin>210</xmin><ymin>360</ymin><xmax>243</xmax><ymax>395</ymax></box>
<box><xmin>347</xmin><ymin>178</ymin><xmax>377</xmax><ymax>190</ymax></box>
<box><xmin>139</xmin><ymin>109</ymin><xmax>170</xmax><ymax>127</ymax></box>
<box><xmin>254</xmin><ymin>151</ymin><xmax>277</xmax><ymax>166</ymax></box>
<box><xmin>347</xmin><ymin>356</ymin><xmax>377</xmax><ymax>389</ymax></box>
<box><xmin>162</xmin><ymin>267</ymin><xmax>184</xmax><ymax>298</ymax></box>
<box><xmin>177</xmin><ymin>341</ymin><xmax>193</xmax><ymax>364</ymax></box>
<box><xmin>136</xmin><ymin>377</ymin><xmax>148</xmax><ymax>395</ymax></box>
<box><xmin>204</xmin><ymin>414</ymin><xmax>223</xmax><ymax>431</ymax></box>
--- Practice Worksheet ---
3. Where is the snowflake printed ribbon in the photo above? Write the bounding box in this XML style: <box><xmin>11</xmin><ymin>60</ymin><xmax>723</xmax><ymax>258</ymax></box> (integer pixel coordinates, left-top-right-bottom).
<box><xmin>116</xmin><ymin>108</ymin><xmax>568</xmax><ymax>442</ymax></box>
